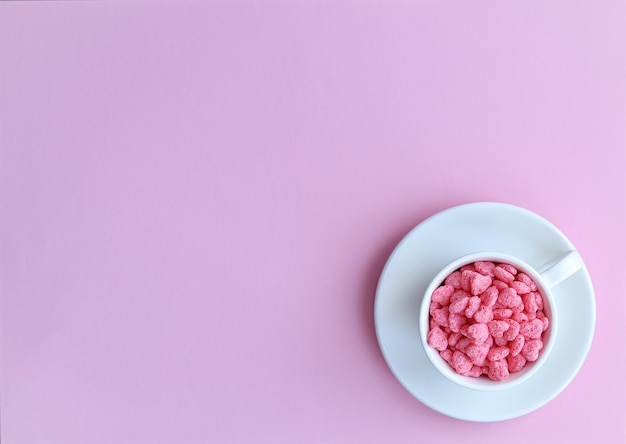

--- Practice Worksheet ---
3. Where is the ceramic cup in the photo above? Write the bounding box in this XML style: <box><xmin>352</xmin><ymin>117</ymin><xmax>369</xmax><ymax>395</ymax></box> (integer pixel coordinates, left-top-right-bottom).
<box><xmin>419</xmin><ymin>250</ymin><xmax>583</xmax><ymax>391</ymax></box>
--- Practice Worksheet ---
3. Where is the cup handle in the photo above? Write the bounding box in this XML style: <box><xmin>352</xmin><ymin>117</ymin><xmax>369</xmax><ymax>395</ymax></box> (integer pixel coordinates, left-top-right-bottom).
<box><xmin>536</xmin><ymin>250</ymin><xmax>583</xmax><ymax>289</ymax></box>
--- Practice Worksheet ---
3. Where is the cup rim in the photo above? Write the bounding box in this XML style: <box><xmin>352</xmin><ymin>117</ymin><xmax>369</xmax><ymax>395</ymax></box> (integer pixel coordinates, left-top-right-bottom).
<box><xmin>419</xmin><ymin>251</ymin><xmax>558</xmax><ymax>392</ymax></box>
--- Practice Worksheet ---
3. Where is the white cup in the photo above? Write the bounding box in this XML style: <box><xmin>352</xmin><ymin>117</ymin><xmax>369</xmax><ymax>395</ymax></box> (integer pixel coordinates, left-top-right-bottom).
<box><xmin>419</xmin><ymin>250</ymin><xmax>583</xmax><ymax>391</ymax></box>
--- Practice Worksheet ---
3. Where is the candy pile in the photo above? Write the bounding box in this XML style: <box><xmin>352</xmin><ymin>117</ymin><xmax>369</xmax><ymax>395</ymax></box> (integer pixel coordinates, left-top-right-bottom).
<box><xmin>427</xmin><ymin>261</ymin><xmax>549</xmax><ymax>381</ymax></box>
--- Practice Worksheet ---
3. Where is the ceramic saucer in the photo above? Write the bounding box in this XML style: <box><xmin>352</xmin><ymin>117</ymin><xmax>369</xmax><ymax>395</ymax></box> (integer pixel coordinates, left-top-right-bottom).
<box><xmin>374</xmin><ymin>202</ymin><xmax>595</xmax><ymax>422</ymax></box>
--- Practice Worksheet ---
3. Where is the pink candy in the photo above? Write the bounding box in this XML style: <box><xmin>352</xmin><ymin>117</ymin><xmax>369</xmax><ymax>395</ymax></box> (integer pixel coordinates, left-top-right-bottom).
<box><xmin>444</xmin><ymin>271</ymin><xmax>462</xmax><ymax>289</ymax></box>
<box><xmin>471</xmin><ymin>274</ymin><xmax>493</xmax><ymax>296</ymax></box>
<box><xmin>498</xmin><ymin>288</ymin><xmax>522</xmax><ymax>308</ymax></box>
<box><xmin>452</xmin><ymin>350</ymin><xmax>473</xmax><ymax>374</ymax></box>
<box><xmin>511</xmin><ymin>281</ymin><xmax>531</xmax><ymax>295</ymax></box>
<box><xmin>432</xmin><ymin>285</ymin><xmax>454</xmax><ymax>305</ymax></box>
<box><xmin>522</xmin><ymin>339</ymin><xmax>543</xmax><ymax>361</ymax></box>
<box><xmin>466</xmin><ymin>323</ymin><xmax>489</xmax><ymax>344</ymax></box>
<box><xmin>427</xmin><ymin>326</ymin><xmax>448</xmax><ymax>351</ymax></box>
<box><xmin>427</xmin><ymin>261</ymin><xmax>548</xmax><ymax>381</ymax></box>
<box><xmin>466</xmin><ymin>343</ymin><xmax>490</xmax><ymax>366</ymax></box>
<box><xmin>465</xmin><ymin>296</ymin><xmax>481</xmax><ymax>318</ymax></box>
<box><xmin>473</xmin><ymin>305</ymin><xmax>494</xmax><ymax>323</ymax></box>
<box><xmin>503</xmin><ymin>319</ymin><xmax>520</xmax><ymax>341</ymax></box>
<box><xmin>449</xmin><ymin>313</ymin><xmax>468</xmax><ymax>332</ymax></box>
<box><xmin>494</xmin><ymin>266</ymin><xmax>515</xmax><ymax>284</ymax></box>
<box><xmin>488</xmin><ymin>359</ymin><xmax>510</xmax><ymax>381</ymax></box>
<box><xmin>474</xmin><ymin>261</ymin><xmax>496</xmax><ymax>276</ymax></box>
<box><xmin>480</xmin><ymin>286</ymin><xmax>499</xmax><ymax>307</ymax></box>
<box><xmin>520</xmin><ymin>319</ymin><xmax>544</xmax><ymax>339</ymax></box>
<box><xmin>487</xmin><ymin>346</ymin><xmax>510</xmax><ymax>361</ymax></box>
<box><xmin>449</xmin><ymin>296</ymin><xmax>470</xmax><ymax>314</ymax></box>
<box><xmin>488</xmin><ymin>320</ymin><xmax>509</xmax><ymax>337</ymax></box>
<box><xmin>507</xmin><ymin>353</ymin><xmax>526</xmax><ymax>372</ymax></box>
<box><xmin>510</xmin><ymin>334</ymin><xmax>525</xmax><ymax>356</ymax></box>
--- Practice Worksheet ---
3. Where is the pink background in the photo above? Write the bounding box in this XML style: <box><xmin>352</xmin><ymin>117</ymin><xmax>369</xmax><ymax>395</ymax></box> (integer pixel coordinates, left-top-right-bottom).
<box><xmin>1</xmin><ymin>1</ymin><xmax>625</xmax><ymax>443</ymax></box>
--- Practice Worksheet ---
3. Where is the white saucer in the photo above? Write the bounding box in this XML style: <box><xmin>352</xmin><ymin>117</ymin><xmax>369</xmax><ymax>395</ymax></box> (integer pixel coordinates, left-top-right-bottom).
<box><xmin>374</xmin><ymin>202</ymin><xmax>595</xmax><ymax>422</ymax></box>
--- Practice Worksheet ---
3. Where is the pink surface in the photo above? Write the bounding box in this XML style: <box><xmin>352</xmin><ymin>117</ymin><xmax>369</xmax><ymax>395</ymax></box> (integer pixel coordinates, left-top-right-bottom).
<box><xmin>1</xmin><ymin>1</ymin><xmax>625</xmax><ymax>443</ymax></box>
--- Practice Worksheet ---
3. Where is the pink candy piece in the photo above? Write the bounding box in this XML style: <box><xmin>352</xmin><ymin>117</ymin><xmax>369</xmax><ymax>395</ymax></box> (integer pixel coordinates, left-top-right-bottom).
<box><xmin>511</xmin><ymin>281</ymin><xmax>531</xmax><ymax>295</ymax></box>
<box><xmin>467</xmin><ymin>365</ymin><xmax>483</xmax><ymax>377</ymax></box>
<box><xmin>474</xmin><ymin>261</ymin><xmax>496</xmax><ymax>277</ymax></box>
<box><xmin>487</xmin><ymin>346</ymin><xmax>510</xmax><ymax>361</ymax></box>
<box><xmin>503</xmin><ymin>319</ymin><xmax>521</xmax><ymax>341</ymax></box>
<box><xmin>450</xmin><ymin>289</ymin><xmax>471</xmax><ymax>303</ymax></box>
<box><xmin>492</xmin><ymin>279</ymin><xmax>509</xmax><ymax>290</ymax></box>
<box><xmin>533</xmin><ymin>292</ymin><xmax>544</xmax><ymax>311</ymax></box>
<box><xmin>460</xmin><ymin>270</ymin><xmax>475</xmax><ymax>292</ymax></box>
<box><xmin>466</xmin><ymin>323</ymin><xmax>489</xmax><ymax>344</ymax></box>
<box><xmin>452</xmin><ymin>351</ymin><xmax>473</xmax><ymax>374</ymax></box>
<box><xmin>513</xmin><ymin>312</ymin><xmax>529</xmax><ymax>323</ymax></box>
<box><xmin>498</xmin><ymin>288</ymin><xmax>522</xmax><ymax>308</ymax></box>
<box><xmin>427</xmin><ymin>326</ymin><xmax>449</xmax><ymax>351</ymax></box>
<box><xmin>488</xmin><ymin>320</ymin><xmax>510</xmax><ymax>337</ymax></box>
<box><xmin>432</xmin><ymin>284</ymin><xmax>454</xmax><ymax>305</ymax></box>
<box><xmin>511</xmin><ymin>303</ymin><xmax>524</xmax><ymax>315</ymax></box>
<box><xmin>537</xmin><ymin>311</ymin><xmax>550</xmax><ymax>331</ymax></box>
<box><xmin>449</xmin><ymin>296</ymin><xmax>470</xmax><ymax>314</ymax></box>
<box><xmin>473</xmin><ymin>305</ymin><xmax>494</xmax><ymax>323</ymax></box>
<box><xmin>480</xmin><ymin>286</ymin><xmax>499</xmax><ymax>307</ymax></box>
<box><xmin>471</xmin><ymin>274</ymin><xmax>493</xmax><ymax>296</ymax></box>
<box><xmin>484</xmin><ymin>335</ymin><xmax>494</xmax><ymax>348</ymax></box>
<box><xmin>444</xmin><ymin>271</ymin><xmax>462</xmax><ymax>289</ymax></box>
<box><xmin>520</xmin><ymin>319</ymin><xmax>544</xmax><ymax>339</ymax></box>
<box><xmin>494</xmin><ymin>266</ymin><xmax>515</xmax><ymax>284</ymax></box>
<box><xmin>507</xmin><ymin>353</ymin><xmax>527</xmax><ymax>373</ymax></box>
<box><xmin>522</xmin><ymin>292</ymin><xmax>538</xmax><ymax>314</ymax></box>
<box><xmin>466</xmin><ymin>343</ymin><xmax>490</xmax><ymax>367</ymax></box>
<box><xmin>522</xmin><ymin>339</ymin><xmax>543</xmax><ymax>362</ymax></box>
<box><xmin>448</xmin><ymin>331</ymin><xmax>463</xmax><ymax>348</ymax></box>
<box><xmin>465</xmin><ymin>296</ymin><xmax>481</xmax><ymax>318</ymax></box>
<box><xmin>510</xmin><ymin>334</ymin><xmax>525</xmax><ymax>356</ymax></box>
<box><xmin>487</xmin><ymin>359</ymin><xmax>510</xmax><ymax>381</ymax></box>
<box><xmin>499</xmin><ymin>264</ymin><xmax>518</xmax><ymax>275</ymax></box>
<box><xmin>493</xmin><ymin>308</ymin><xmax>513</xmax><ymax>320</ymax></box>
<box><xmin>516</xmin><ymin>273</ymin><xmax>538</xmax><ymax>291</ymax></box>
<box><xmin>455</xmin><ymin>337</ymin><xmax>473</xmax><ymax>352</ymax></box>
<box><xmin>494</xmin><ymin>335</ymin><xmax>509</xmax><ymax>346</ymax></box>
<box><xmin>432</xmin><ymin>307</ymin><xmax>450</xmax><ymax>328</ymax></box>
<box><xmin>448</xmin><ymin>312</ymin><xmax>468</xmax><ymax>333</ymax></box>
